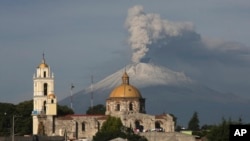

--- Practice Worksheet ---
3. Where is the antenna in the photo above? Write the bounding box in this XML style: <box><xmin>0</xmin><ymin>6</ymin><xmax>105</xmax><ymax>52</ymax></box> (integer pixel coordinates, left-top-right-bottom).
<box><xmin>42</xmin><ymin>52</ymin><xmax>45</xmax><ymax>60</ymax></box>
<box><xmin>42</xmin><ymin>52</ymin><xmax>46</xmax><ymax>63</ymax></box>
<box><xmin>70</xmin><ymin>83</ymin><xmax>74</xmax><ymax>110</ymax></box>
<box><xmin>91</xmin><ymin>75</ymin><xmax>94</xmax><ymax>109</ymax></box>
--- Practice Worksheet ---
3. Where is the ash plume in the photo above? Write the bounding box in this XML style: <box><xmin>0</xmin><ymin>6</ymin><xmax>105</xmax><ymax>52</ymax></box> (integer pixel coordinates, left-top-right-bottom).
<box><xmin>126</xmin><ymin>5</ymin><xmax>194</xmax><ymax>63</ymax></box>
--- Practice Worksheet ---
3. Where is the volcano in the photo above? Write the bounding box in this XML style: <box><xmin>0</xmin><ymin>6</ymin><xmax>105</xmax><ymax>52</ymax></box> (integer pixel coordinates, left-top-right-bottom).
<box><xmin>59</xmin><ymin>63</ymin><xmax>250</xmax><ymax>126</ymax></box>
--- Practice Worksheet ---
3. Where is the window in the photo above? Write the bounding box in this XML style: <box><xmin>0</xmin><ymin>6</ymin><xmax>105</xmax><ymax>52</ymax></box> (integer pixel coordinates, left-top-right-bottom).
<box><xmin>51</xmin><ymin>99</ymin><xmax>54</xmax><ymax>103</ymax></box>
<box><xmin>82</xmin><ymin>122</ymin><xmax>86</xmax><ymax>131</ymax></box>
<box><xmin>43</xmin><ymin>83</ymin><xmax>48</xmax><ymax>96</ymax></box>
<box><xmin>44</xmin><ymin>71</ymin><xmax>46</xmax><ymax>78</ymax></box>
<box><xmin>135</xmin><ymin>120</ymin><xmax>140</xmax><ymax>129</ymax></box>
<box><xmin>135</xmin><ymin>120</ymin><xmax>144</xmax><ymax>132</ymax></box>
<box><xmin>155</xmin><ymin>121</ymin><xmax>161</xmax><ymax>128</ymax></box>
<box><xmin>129</xmin><ymin>103</ymin><xmax>133</xmax><ymax>111</ymax></box>
<box><xmin>155</xmin><ymin>121</ymin><xmax>163</xmax><ymax>132</ymax></box>
<box><xmin>116</xmin><ymin>104</ymin><xmax>120</xmax><ymax>111</ymax></box>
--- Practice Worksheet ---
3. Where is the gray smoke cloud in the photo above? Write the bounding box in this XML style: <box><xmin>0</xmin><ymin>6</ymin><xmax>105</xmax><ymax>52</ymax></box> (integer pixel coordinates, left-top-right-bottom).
<box><xmin>125</xmin><ymin>5</ymin><xmax>250</xmax><ymax>97</ymax></box>
<box><xmin>126</xmin><ymin>5</ymin><xmax>194</xmax><ymax>63</ymax></box>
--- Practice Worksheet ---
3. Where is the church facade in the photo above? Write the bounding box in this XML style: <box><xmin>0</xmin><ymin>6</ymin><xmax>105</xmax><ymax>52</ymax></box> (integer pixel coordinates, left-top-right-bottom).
<box><xmin>32</xmin><ymin>56</ymin><xmax>194</xmax><ymax>141</ymax></box>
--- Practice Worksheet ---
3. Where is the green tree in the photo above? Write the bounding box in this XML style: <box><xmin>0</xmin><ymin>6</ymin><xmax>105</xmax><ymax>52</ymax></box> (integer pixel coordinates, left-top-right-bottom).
<box><xmin>86</xmin><ymin>104</ymin><xmax>106</xmax><ymax>115</ymax></box>
<box><xmin>188</xmin><ymin>111</ymin><xmax>200</xmax><ymax>131</ymax></box>
<box><xmin>93</xmin><ymin>116</ymin><xmax>147</xmax><ymax>141</ymax></box>
<box><xmin>0</xmin><ymin>102</ymin><xmax>15</xmax><ymax>136</ymax></box>
<box><xmin>15</xmin><ymin>100</ymin><xmax>33</xmax><ymax>135</ymax></box>
<box><xmin>93</xmin><ymin>116</ymin><xmax>125</xmax><ymax>141</ymax></box>
<box><xmin>206</xmin><ymin>118</ymin><xmax>230</xmax><ymax>141</ymax></box>
<box><xmin>57</xmin><ymin>105</ymin><xmax>74</xmax><ymax>116</ymax></box>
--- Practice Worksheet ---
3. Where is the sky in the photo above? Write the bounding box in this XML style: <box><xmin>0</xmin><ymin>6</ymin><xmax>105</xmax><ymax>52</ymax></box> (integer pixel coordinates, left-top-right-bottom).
<box><xmin>1</xmin><ymin>0</ymin><xmax>250</xmax><ymax>106</ymax></box>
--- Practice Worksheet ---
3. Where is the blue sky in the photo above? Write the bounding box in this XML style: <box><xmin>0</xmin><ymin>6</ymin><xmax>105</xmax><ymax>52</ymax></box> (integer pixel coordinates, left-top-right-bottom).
<box><xmin>1</xmin><ymin>0</ymin><xmax>250</xmax><ymax>105</ymax></box>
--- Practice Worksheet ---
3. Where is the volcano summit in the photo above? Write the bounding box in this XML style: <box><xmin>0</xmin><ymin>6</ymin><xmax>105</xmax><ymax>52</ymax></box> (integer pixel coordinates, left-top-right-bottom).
<box><xmin>59</xmin><ymin>62</ymin><xmax>249</xmax><ymax>125</ymax></box>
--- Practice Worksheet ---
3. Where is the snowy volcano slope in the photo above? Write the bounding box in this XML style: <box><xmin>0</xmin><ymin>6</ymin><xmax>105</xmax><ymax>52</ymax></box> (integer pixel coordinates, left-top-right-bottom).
<box><xmin>59</xmin><ymin>63</ymin><xmax>250</xmax><ymax>125</ymax></box>
<box><xmin>59</xmin><ymin>62</ymin><xmax>193</xmax><ymax>114</ymax></box>
<box><xmin>84</xmin><ymin>63</ymin><xmax>192</xmax><ymax>93</ymax></box>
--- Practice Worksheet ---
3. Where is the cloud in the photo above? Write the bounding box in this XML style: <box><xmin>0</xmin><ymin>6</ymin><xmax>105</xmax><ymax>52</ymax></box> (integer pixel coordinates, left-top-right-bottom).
<box><xmin>125</xmin><ymin>5</ymin><xmax>194</xmax><ymax>63</ymax></box>
<box><xmin>125</xmin><ymin>5</ymin><xmax>250</xmax><ymax>66</ymax></box>
<box><xmin>125</xmin><ymin>5</ymin><xmax>250</xmax><ymax>96</ymax></box>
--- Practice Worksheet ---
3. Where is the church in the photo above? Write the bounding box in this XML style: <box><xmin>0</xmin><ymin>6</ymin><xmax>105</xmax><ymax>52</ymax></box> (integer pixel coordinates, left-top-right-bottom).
<box><xmin>32</xmin><ymin>56</ymin><xmax>195</xmax><ymax>141</ymax></box>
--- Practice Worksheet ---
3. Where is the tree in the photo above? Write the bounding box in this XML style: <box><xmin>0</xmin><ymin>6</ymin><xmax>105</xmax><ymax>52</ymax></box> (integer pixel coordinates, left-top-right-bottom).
<box><xmin>206</xmin><ymin>118</ymin><xmax>230</xmax><ymax>141</ymax></box>
<box><xmin>57</xmin><ymin>105</ymin><xmax>74</xmax><ymax>116</ymax></box>
<box><xmin>0</xmin><ymin>102</ymin><xmax>15</xmax><ymax>136</ymax></box>
<box><xmin>0</xmin><ymin>101</ymin><xmax>32</xmax><ymax>136</ymax></box>
<box><xmin>93</xmin><ymin>116</ymin><xmax>147</xmax><ymax>141</ymax></box>
<box><xmin>188</xmin><ymin>111</ymin><xmax>200</xmax><ymax>131</ymax></box>
<box><xmin>86</xmin><ymin>104</ymin><xmax>106</xmax><ymax>115</ymax></box>
<box><xmin>15</xmin><ymin>100</ymin><xmax>33</xmax><ymax>135</ymax></box>
<box><xmin>93</xmin><ymin>116</ymin><xmax>125</xmax><ymax>141</ymax></box>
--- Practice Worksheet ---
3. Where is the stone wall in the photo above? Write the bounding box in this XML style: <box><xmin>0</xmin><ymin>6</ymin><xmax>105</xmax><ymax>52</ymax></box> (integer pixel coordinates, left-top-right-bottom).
<box><xmin>49</xmin><ymin>115</ymin><xmax>106</xmax><ymax>140</ymax></box>
<box><xmin>0</xmin><ymin>136</ymin><xmax>64</xmax><ymax>141</ymax></box>
<box><xmin>140</xmin><ymin>132</ymin><xmax>196</xmax><ymax>141</ymax></box>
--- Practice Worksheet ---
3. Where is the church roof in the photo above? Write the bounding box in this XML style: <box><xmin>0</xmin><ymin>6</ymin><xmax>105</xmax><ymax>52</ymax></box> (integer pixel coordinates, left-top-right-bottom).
<box><xmin>38</xmin><ymin>62</ymin><xmax>48</xmax><ymax>68</ymax></box>
<box><xmin>109</xmin><ymin>72</ymin><xmax>142</xmax><ymax>98</ymax></box>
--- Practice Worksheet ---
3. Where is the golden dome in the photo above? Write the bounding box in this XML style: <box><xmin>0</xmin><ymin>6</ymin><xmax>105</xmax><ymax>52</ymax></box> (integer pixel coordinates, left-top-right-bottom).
<box><xmin>47</xmin><ymin>93</ymin><xmax>56</xmax><ymax>99</ymax></box>
<box><xmin>109</xmin><ymin>72</ymin><xmax>142</xmax><ymax>98</ymax></box>
<box><xmin>109</xmin><ymin>84</ymin><xmax>142</xmax><ymax>98</ymax></box>
<box><xmin>38</xmin><ymin>63</ymin><xmax>48</xmax><ymax>68</ymax></box>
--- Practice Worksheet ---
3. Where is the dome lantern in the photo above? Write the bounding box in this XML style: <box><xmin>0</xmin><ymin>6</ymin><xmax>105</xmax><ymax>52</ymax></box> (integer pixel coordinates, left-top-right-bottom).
<box><xmin>38</xmin><ymin>53</ymin><xmax>48</xmax><ymax>68</ymax></box>
<box><xmin>122</xmin><ymin>72</ymin><xmax>129</xmax><ymax>85</ymax></box>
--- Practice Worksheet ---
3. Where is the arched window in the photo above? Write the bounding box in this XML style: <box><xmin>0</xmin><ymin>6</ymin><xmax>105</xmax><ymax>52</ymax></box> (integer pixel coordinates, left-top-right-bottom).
<box><xmin>155</xmin><ymin>121</ymin><xmax>163</xmax><ymax>132</ymax></box>
<box><xmin>135</xmin><ymin>120</ymin><xmax>144</xmax><ymax>132</ymax></box>
<box><xmin>135</xmin><ymin>120</ymin><xmax>140</xmax><ymax>129</ymax></box>
<box><xmin>43</xmin><ymin>71</ymin><xmax>46</xmax><ymax>78</ymax></box>
<box><xmin>82</xmin><ymin>122</ymin><xmax>86</xmax><ymax>131</ymax></box>
<box><xmin>155</xmin><ymin>121</ymin><xmax>161</xmax><ymax>128</ymax></box>
<box><xmin>51</xmin><ymin>99</ymin><xmax>54</xmax><ymax>103</ymax></box>
<box><xmin>129</xmin><ymin>102</ymin><xmax>133</xmax><ymax>111</ymax></box>
<box><xmin>43</xmin><ymin>83</ymin><xmax>48</xmax><ymax>96</ymax></box>
<box><xmin>116</xmin><ymin>104</ymin><xmax>120</xmax><ymax>111</ymax></box>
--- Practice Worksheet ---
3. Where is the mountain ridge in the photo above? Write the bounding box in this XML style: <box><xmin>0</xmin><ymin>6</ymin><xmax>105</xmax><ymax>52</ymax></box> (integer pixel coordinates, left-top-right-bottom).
<box><xmin>59</xmin><ymin>62</ymin><xmax>250</xmax><ymax>126</ymax></box>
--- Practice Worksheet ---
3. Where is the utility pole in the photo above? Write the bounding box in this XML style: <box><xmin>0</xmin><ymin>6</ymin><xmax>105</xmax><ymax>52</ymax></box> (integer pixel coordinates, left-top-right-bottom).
<box><xmin>91</xmin><ymin>75</ymin><xmax>94</xmax><ymax>109</ymax></box>
<box><xmin>70</xmin><ymin>83</ymin><xmax>74</xmax><ymax>110</ymax></box>
<box><xmin>12</xmin><ymin>115</ymin><xmax>21</xmax><ymax>141</ymax></box>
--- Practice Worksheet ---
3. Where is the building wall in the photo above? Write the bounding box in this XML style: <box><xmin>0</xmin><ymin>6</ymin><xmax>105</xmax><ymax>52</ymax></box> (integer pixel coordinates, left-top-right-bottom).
<box><xmin>141</xmin><ymin>132</ymin><xmax>196</xmax><ymax>141</ymax></box>
<box><xmin>45</xmin><ymin>112</ymin><xmax>175</xmax><ymax>140</ymax></box>
<box><xmin>32</xmin><ymin>116</ymin><xmax>39</xmax><ymax>135</ymax></box>
<box><xmin>106</xmin><ymin>98</ymin><xmax>142</xmax><ymax>115</ymax></box>
<box><xmin>50</xmin><ymin>115</ymin><xmax>106</xmax><ymax>140</ymax></box>
<box><xmin>117</xmin><ymin>113</ymin><xmax>175</xmax><ymax>132</ymax></box>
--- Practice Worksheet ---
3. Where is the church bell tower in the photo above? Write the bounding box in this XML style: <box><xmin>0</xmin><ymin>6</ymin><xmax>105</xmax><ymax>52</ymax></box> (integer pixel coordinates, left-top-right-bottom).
<box><xmin>32</xmin><ymin>54</ymin><xmax>57</xmax><ymax>135</ymax></box>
